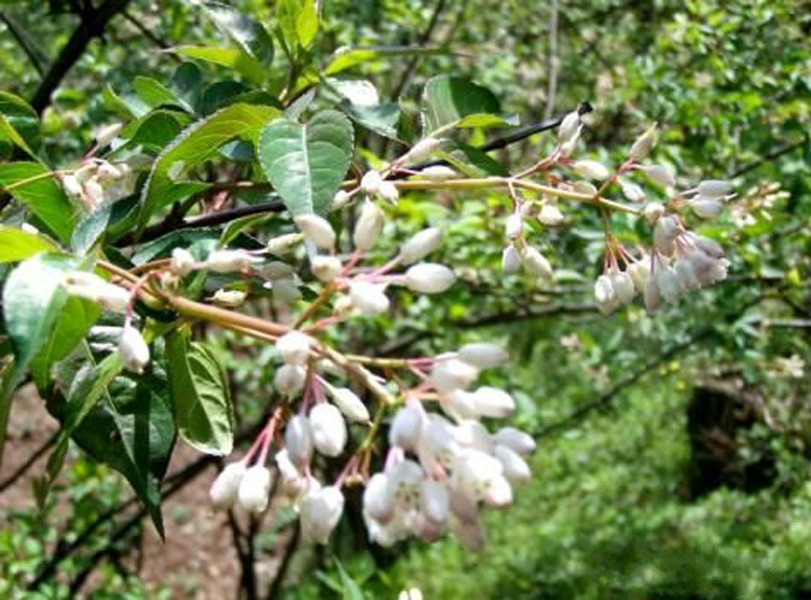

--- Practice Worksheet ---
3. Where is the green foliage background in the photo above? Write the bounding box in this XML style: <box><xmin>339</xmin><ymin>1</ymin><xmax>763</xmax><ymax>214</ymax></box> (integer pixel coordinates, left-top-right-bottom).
<box><xmin>1</xmin><ymin>0</ymin><xmax>810</xmax><ymax>598</ymax></box>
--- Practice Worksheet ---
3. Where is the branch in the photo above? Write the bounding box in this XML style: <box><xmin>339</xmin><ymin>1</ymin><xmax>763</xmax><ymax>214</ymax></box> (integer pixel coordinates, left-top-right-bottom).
<box><xmin>266</xmin><ymin>522</ymin><xmax>300</xmax><ymax>600</ymax></box>
<box><xmin>389</xmin><ymin>0</ymin><xmax>448</xmax><ymax>100</ymax></box>
<box><xmin>0</xmin><ymin>11</ymin><xmax>48</xmax><ymax>76</ymax></box>
<box><xmin>543</xmin><ymin>0</ymin><xmax>560</xmax><ymax>121</ymax></box>
<box><xmin>30</xmin><ymin>0</ymin><xmax>131</xmax><ymax>114</ymax></box>
<box><xmin>729</xmin><ymin>136</ymin><xmax>808</xmax><ymax>179</ymax></box>
<box><xmin>121</xmin><ymin>9</ymin><xmax>173</xmax><ymax>52</ymax></box>
<box><xmin>0</xmin><ymin>432</ymin><xmax>56</xmax><ymax>493</ymax></box>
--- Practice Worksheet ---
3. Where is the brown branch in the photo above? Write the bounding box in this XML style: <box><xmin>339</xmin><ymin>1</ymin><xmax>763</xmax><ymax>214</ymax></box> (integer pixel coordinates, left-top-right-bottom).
<box><xmin>0</xmin><ymin>11</ymin><xmax>48</xmax><ymax>76</ymax></box>
<box><xmin>0</xmin><ymin>432</ymin><xmax>57</xmax><ymax>493</ymax></box>
<box><xmin>30</xmin><ymin>0</ymin><xmax>131</xmax><ymax>114</ymax></box>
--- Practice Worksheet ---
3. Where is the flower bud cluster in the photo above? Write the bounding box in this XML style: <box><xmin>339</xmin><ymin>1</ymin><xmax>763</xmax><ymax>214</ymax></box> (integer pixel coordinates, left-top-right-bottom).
<box><xmin>61</xmin><ymin>158</ymin><xmax>136</xmax><ymax>211</ymax></box>
<box><xmin>362</xmin><ymin>343</ymin><xmax>535</xmax><ymax>551</ymax></box>
<box><xmin>63</xmin><ymin>271</ymin><xmax>131</xmax><ymax>312</ymax></box>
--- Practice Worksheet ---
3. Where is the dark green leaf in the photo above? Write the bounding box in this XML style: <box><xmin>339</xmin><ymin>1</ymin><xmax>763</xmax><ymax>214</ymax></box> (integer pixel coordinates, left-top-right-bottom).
<box><xmin>71</xmin><ymin>203</ymin><xmax>112</xmax><ymax>253</ymax></box>
<box><xmin>203</xmin><ymin>2</ymin><xmax>274</xmax><ymax>65</ymax></box>
<box><xmin>169</xmin><ymin>62</ymin><xmax>203</xmax><ymax>113</ymax></box>
<box><xmin>423</xmin><ymin>75</ymin><xmax>501</xmax><ymax>133</ymax></box>
<box><xmin>257</xmin><ymin>110</ymin><xmax>354</xmax><ymax>216</ymax></box>
<box><xmin>0</xmin><ymin>91</ymin><xmax>40</xmax><ymax>154</ymax></box>
<box><xmin>201</xmin><ymin>80</ymin><xmax>250</xmax><ymax>115</ymax></box>
<box><xmin>439</xmin><ymin>140</ymin><xmax>510</xmax><ymax>177</ymax></box>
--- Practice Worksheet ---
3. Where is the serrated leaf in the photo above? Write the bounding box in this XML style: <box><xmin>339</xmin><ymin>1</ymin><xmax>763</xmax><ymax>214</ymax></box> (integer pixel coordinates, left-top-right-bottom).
<box><xmin>138</xmin><ymin>103</ymin><xmax>280</xmax><ymax>229</ymax></box>
<box><xmin>0</xmin><ymin>162</ymin><xmax>76</xmax><ymax>243</ymax></box>
<box><xmin>166</xmin><ymin>331</ymin><xmax>233</xmax><ymax>455</ymax></box>
<box><xmin>172</xmin><ymin>46</ymin><xmax>265</xmax><ymax>85</ymax></box>
<box><xmin>0</xmin><ymin>226</ymin><xmax>59</xmax><ymax>263</ymax></box>
<box><xmin>423</xmin><ymin>75</ymin><xmax>501</xmax><ymax>134</ymax></box>
<box><xmin>258</xmin><ymin>110</ymin><xmax>353</xmax><ymax>216</ymax></box>
<box><xmin>203</xmin><ymin>2</ymin><xmax>274</xmax><ymax>65</ymax></box>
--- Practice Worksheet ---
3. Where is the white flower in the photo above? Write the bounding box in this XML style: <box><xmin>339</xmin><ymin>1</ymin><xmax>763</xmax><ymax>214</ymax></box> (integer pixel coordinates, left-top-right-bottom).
<box><xmin>331</xmin><ymin>189</ymin><xmax>351</xmax><ymax>210</ymax></box>
<box><xmin>538</xmin><ymin>203</ymin><xmax>565</xmax><ymax>226</ymax></box>
<box><xmin>209</xmin><ymin>462</ymin><xmax>246</xmax><ymax>509</ymax></box>
<box><xmin>573</xmin><ymin>159</ymin><xmax>610</xmax><ymax>181</ymax></box>
<box><xmin>675</xmin><ymin>256</ymin><xmax>700</xmax><ymax>290</ymax></box>
<box><xmin>439</xmin><ymin>390</ymin><xmax>479</xmax><ymax>420</ymax></box>
<box><xmin>261</xmin><ymin>261</ymin><xmax>295</xmax><ymax>280</ymax></box>
<box><xmin>275</xmin><ymin>449</ymin><xmax>308</xmax><ymax>497</ymax></box>
<box><xmin>657</xmin><ymin>264</ymin><xmax>683</xmax><ymax>303</ymax></box>
<box><xmin>83</xmin><ymin>177</ymin><xmax>105</xmax><ymax>209</ymax></box>
<box><xmin>400</xmin><ymin>227</ymin><xmax>442</xmax><ymax>265</ymax></box>
<box><xmin>379</xmin><ymin>181</ymin><xmax>400</xmax><ymax>203</ymax></box>
<box><xmin>119</xmin><ymin>325</ymin><xmax>150</xmax><ymax>373</ymax></box>
<box><xmin>237</xmin><ymin>465</ymin><xmax>272</xmax><ymax>513</ymax></box>
<box><xmin>95</xmin><ymin>123</ymin><xmax>123</xmax><ymax>146</ymax></box>
<box><xmin>311</xmin><ymin>255</ymin><xmax>342</xmax><ymax>282</ymax></box>
<box><xmin>628</xmin><ymin>259</ymin><xmax>650</xmax><ymax>292</ymax></box>
<box><xmin>641</xmin><ymin>164</ymin><xmax>675</xmax><ymax>187</ymax></box>
<box><xmin>285</xmin><ymin>415</ymin><xmax>314</xmax><ymax>468</ymax></box>
<box><xmin>694</xmin><ymin>236</ymin><xmax>725</xmax><ymax>259</ymax></box>
<box><xmin>619</xmin><ymin>178</ymin><xmax>646</xmax><ymax>202</ymax></box>
<box><xmin>417</xmin><ymin>165</ymin><xmax>457</xmax><ymax>181</ymax></box>
<box><xmin>697</xmin><ymin>179</ymin><xmax>732</xmax><ymax>198</ymax></box>
<box><xmin>471</xmin><ymin>386</ymin><xmax>515</xmax><ymax>418</ymax></box>
<box><xmin>353</xmin><ymin>200</ymin><xmax>386</xmax><ymax>251</ymax></box>
<box><xmin>363</xmin><ymin>473</ymin><xmax>395</xmax><ymax>523</ymax></box>
<box><xmin>573</xmin><ymin>180</ymin><xmax>597</xmax><ymax>195</ymax></box>
<box><xmin>309</xmin><ymin>403</ymin><xmax>347</xmax><ymax>457</ymax></box>
<box><xmin>404</xmin><ymin>263</ymin><xmax>456</xmax><ymax>294</ymax></box>
<box><xmin>520</xmin><ymin>246</ymin><xmax>553</xmax><ymax>279</ymax></box>
<box><xmin>97</xmin><ymin>162</ymin><xmax>122</xmax><ymax>180</ymax></box>
<box><xmin>62</xmin><ymin>174</ymin><xmax>83</xmax><ymax>197</ymax></box>
<box><xmin>628</xmin><ymin>123</ymin><xmax>657</xmax><ymax>162</ymax></box>
<box><xmin>644</xmin><ymin>274</ymin><xmax>660</xmax><ymax>313</ymax></box>
<box><xmin>266</xmin><ymin>233</ymin><xmax>302</xmax><ymax>256</ymax></box>
<box><xmin>348</xmin><ymin>281</ymin><xmax>390</xmax><ymax>315</ymax></box>
<box><xmin>643</xmin><ymin>202</ymin><xmax>665</xmax><ymax>224</ymax></box>
<box><xmin>611</xmin><ymin>270</ymin><xmax>636</xmax><ymax>304</ymax></box>
<box><xmin>205</xmin><ymin>249</ymin><xmax>258</xmax><ymax>273</ymax></box>
<box><xmin>557</xmin><ymin>111</ymin><xmax>581</xmax><ymax>143</ymax></box>
<box><xmin>294</xmin><ymin>214</ymin><xmax>336</xmax><ymax>250</ymax></box>
<box><xmin>387</xmin><ymin>459</ymin><xmax>424</xmax><ymax>507</ymax></box>
<box><xmin>494</xmin><ymin>445</ymin><xmax>531</xmax><ymax>484</ymax></box>
<box><xmin>398</xmin><ymin>588</ymin><xmax>424</xmax><ymax>600</ymax></box>
<box><xmin>274</xmin><ymin>364</ymin><xmax>306</xmax><ymax>395</ymax></box>
<box><xmin>594</xmin><ymin>274</ymin><xmax>616</xmax><ymax>315</ymax></box>
<box><xmin>653</xmin><ymin>216</ymin><xmax>679</xmax><ymax>255</ymax></box>
<box><xmin>326</xmin><ymin>386</ymin><xmax>370</xmax><ymax>422</ymax></box>
<box><xmin>505</xmin><ymin>212</ymin><xmax>523</xmax><ymax>240</ymax></box>
<box><xmin>276</xmin><ymin>331</ymin><xmax>311</xmax><ymax>365</ymax></box>
<box><xmin>300</xmin><ymin>485</ymin><xmax>345</xmax><ymax>544</ymax></box>
<box><xmin>458</xmin><ymin>343</ymin><xmax>509</xmax><ymax>369</ymax></box>
<box><xmin>360</xmin><ymin>170</ymin><xmax>383</xmax><ymax>196</ymax></box>
<box><xmin>502</xmin><ymin>245</ymin><xmax>521</xmax><ymax>274</ymax></box>
<box><xmin>170</xmin><ymin>247</ymin><xmax>196</xmax><ymax>276</ymax></box>
<box><xmin>211</xmin><ymin>289</ymin><xmax>246</xmax><ymax>307</ymax></box>
<box><xmin>450</xmin><ymin>515</ymin><xmax>486</xmax><ymax>551</ymax></box>
<box><xmin>429</xmin><ymin>357</ymin><xmax>478</xmax><ymax>394</ymax></box>
<box><xmin>494</xmin><ymin>427</ymin><xmax>536</xmax><ymax>455</ymax></box>
<box><xmin>403</xmin><ymin>137</ymin><xmax>441</xmax><ymax>164</ymax></box>
<box><xmin>690</xmin><ymin>197</ymin><xmax>723</xmax><ymax>219</ymax></box>
<box><xmin>420</xmin><ymin>480</ymin><xmax>450</xmax><ymax>525</ymax></box>
<box><xmin>389</xmin><ymin>403</ymin><xmax>425</xmax><ymax>451</ymax></box>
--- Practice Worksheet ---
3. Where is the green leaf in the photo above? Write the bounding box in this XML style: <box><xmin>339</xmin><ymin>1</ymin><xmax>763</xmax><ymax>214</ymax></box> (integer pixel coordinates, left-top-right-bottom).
<box><xmin>102</xmin><ymin>84</ymin><xmax>150</xmax><ymax>119</ymax></box>
<box><xmin>277</xmin><ymin>0</ymin><xmax>318</xmax><ymax>50</ymax></box>
<box><xmin>422</xmin><ymin>75</ymin><xmax>501</xmax><ymax>133</ymax></box>
<box><xmin>71</xmin><ymin>202</ymin><xmax>112</xmax><ymax>253</ymax></box>
<box><xmin>203</xmin><ymin>2</ymin><xmax>274</xmax><ymax>65</ymax></box>
<box><xmin>333</xmin><ymin>556</ymin><xmax>365</xmax><ymax>600</ymax></box>
<box><xmin>133</xmin><ymin>76</ymin><xmax>188</xmax><ymax>111</ymax></box>
<box><xmin>169</xmin><ymin>62</ymin><xmax>203</xmax><ymax>113</ymax></box>
<box><xmin>456</xmin><ymin>112</ymin><xmax>519</xmax><ymax>129</ymax></box>
<box><xmin>344</xmin><ymin>102</ymin><xmax>401</xmax><ymax>140</ymax></box>
<box><xmin>220</xmin><ymin>212</ymin><xmax>273</xmax><ymax>246</ymax></box>
<box><xmin>0</xmin><ymin>162</ymin><xmax>76</xmax><ymax>243</ymax></box>
<box><xmin>438</xmin><ymin>140</ymin><xmax>510</xmax><ymax>177</ymax></box>
<box><xmin>257</xmin><ymin>110</ymin><xmax>353</xmax><ymax>216</ymax></box>
<box><xmin>0</xmin><ymin>226</ymin><xmax>59</xmax><ymax>263</ymax></box>
<box><xmin>131</xmin><ymin>228</ymin><xmax>223</xmax><ymax>265</ymax></box>
<box><xmin>201</xmin><ymin>80</ymin><xmax>250</xmax><ymax>115</ymax></box>
<box><xmin>0</xmin><ymin>91</ymin><xmax>40</xmax><ymax>157</ymax></box>
<box><xmin>172</xmin><ymin>46</ymin><xmax>265</xmax><ymax>85</ymax></box>
<box><xmin>324</xmin><ymin>45</ymin><xmax>449</xmax><ymax>76</ymax></box>
<box><xmin>116</xmin><ymin>110</ymin><xmax>190</xmax><ymax>154</ymax></box>
<box><xmin>166</xmin><ymin>331</ymin><xmax>233</xmax><ymax>455</ymax></box>
<box><xmin>138</xmin><ymin>103</ymin><xmax>280</xmax><ymax>229</ymax></box>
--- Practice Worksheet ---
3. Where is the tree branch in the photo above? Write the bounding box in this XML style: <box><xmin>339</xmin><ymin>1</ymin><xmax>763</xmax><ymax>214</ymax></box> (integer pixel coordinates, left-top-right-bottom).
<box><xmin>0</xmin><ymin>432</ymin><xmax>56</xmax><ymax>493</ymax></box>
<box><xmin>0</xmin><ymin>11</ymin><xmax>48</xmax><ymax>76</ymax></box>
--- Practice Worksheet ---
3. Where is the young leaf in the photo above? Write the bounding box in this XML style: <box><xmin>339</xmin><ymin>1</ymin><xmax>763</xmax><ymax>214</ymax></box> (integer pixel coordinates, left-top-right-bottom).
<box><xmin>138</xmin><ymin>103</ymin><xmax>280</xmax><ymax>229</ymax></box>
<box><xmin>276</xmin><ymin>0</ymin><xmax>318</xmax><ymax>50</ymax></box>
<box><xmin>166</xmin><ymin>331</ymin><xmax>234</xmax><ymax>455</ymax></box>
<box><xmin>423</xmin><ymin>75</ymin><xmax>501</xmax><ymax>134</ymax></box>
<box><xmin>203</xmin><ymin>2</ymin><xmax>274</xmax><ymax>65</ymax></box>
<box><xmin>257</xmin><ymin>110</ymin><xmax>353</xmax><ymax>216</ymax></box>
<box><xmin>0</xmin><ymin>162</ymin><xmax>76</xmax><ymax>243</ymax></box>
<box><xmin>0</xmin><ymin>225</ymin><xmax>59</xmax><ymax>263</ymax></box>
<box><xmin>324</xmin><ymin>45</ymin><xmax>450</xmax><ymax>77</ymax></box>
<box><xmin>0</xmin><ymin>91</ymin><xmax>40</xmax><ymax>156</ymax></box>
<box><xmin>133</xmin><ymin>76</ymin><xmax>190</xmax><ymax>111</ymax></box>
<box><xmin>172</xmin><ymin>46</ymin><xmax>265</xmax><ymax>85</ymax></box>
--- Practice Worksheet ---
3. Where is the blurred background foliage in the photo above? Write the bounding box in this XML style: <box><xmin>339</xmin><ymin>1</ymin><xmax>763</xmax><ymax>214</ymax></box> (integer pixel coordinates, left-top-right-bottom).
<box><xmin>1</xmin><ymin>0</ymin><xmax>810</xmax><ymax>598</ymax></box>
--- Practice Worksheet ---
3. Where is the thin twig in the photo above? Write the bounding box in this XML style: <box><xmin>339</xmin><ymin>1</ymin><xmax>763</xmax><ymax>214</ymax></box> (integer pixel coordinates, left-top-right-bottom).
<box><xmin>0</xmin><ymin>11</ymin><xmax>48</xmax><ymax>76</ymax></box>
<box><xmin>0</xmin><ymin>433</ymin><xmax>57</xmax><ymax>493</ymax></box>
<box><xmin>543</xmin><ymin>0</ymin><xmax>560</xmax><ymax>121</ymax></box>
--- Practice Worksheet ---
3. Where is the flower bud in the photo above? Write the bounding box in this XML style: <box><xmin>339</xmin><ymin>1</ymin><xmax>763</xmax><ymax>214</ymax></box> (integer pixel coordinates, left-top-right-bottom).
<box><xmin>675</xmin><ymin>257</ymin><xmax>700</xmax><ymax>291</ymax></box>
<box><xmin>439</xmin><ymin>389</ymin><xmax>478</xmax><ymax>420</ymax></box>
<box><xmin>404</xmin><ymin>263</ymin><xmax>456</xmax><ymax>294</ymax></box>
<box><xmin>653</xmin><ymin>216</ymin><xmax>678</xmax><ymax>255</ymax></box>
<box><xmin>95</xmin><ymin>122</ymin><xmax>123</xmax><ymax>146</ymax></box>
<box><xmin>363</xmin><ymin>473</ymin><xmax>394</xmax><ymax>523</ymax></box>
<box><xmin>455</xmin><ymin>420</ymin><xmax>494</xmax><ymax>453</ymax></box>
<box><xmin>611</xmin><ymin>270</ymin><xmax>636</xmax><ymax>304</ymax></box>
<box><xmin>643</xmin><ymin>202</ymin><xmax>665</xmax><ymax>224</ymax></box>
<box><xmin>276</xmin><ymin>331</ymin><xmax>311</xmax><ymax>365</ymax></box>
<box><xmin>237</xmin><ymin>465</ymin><xmax>272</xmax><ymax>513</ymax></box>
<box><xmin>209</xmin><ymin>462</ymin><xmax>246</xmax><ymax>509</ymax></box>
<box><xmin>266</xmin><ymin>233</ymin><xmax>302</xmax><ymax>256</ymax></box>
<box><xmin>311</xmin><ymin>255</ymin><xmax>342</xmax><ymax>282</ymax></box>
<box><xmin>520</xmin><ymin>246</ymin><xmax>553</xmax><ymax>279</ymax></box>
<box><xmin>97</xmin><ymin>162</ymin><xmax>122</xmax><ymax>180</ymax></box>
<box><xmin>573</xmin><ymin>180</ymin><xmax>597</xmax><ymax>195</ymax></box>
<box><xmin>594</xmin><ymin>274</ymin><xmax>616</xmax><ymax>309</ymax></box>
<box><xmin>403</xmin><ymin>137</ymin><xmax>441</xmax><ymax>164</ymax></box>
<box><xmin>502</xmin><ymin>245</ymin><xmax>521</xmax><ymax>275</ymax></box>
<box><xmin>211</xmin><ymin>289</ymin><xmax>246</xmax><ymax>307</ymax></box>
<box><xmin>694</xmin><ymin>236</ymin><xmax>724</xmax><ymax>259</ymax></box>
<box><xmin>170</xmin><ymin>247</ymin><xmax>196</xmax><ymax>276</ymax></box>
<box><xmin>353</xmin><ymin>201</ymin><xmax>385</xmax><ymax>251</ymax></box>
<box><xmin>327</xmin><ymin>386</ymin><xmax>370</xmax><ymax>422</ymax></box>
<box><xmin>270</xmin><ymin>277</ymin><xmax>302</xmax><ymax>304</ymax></box>
<box><xmin>458</xmin><ymin>343</ymin><xmax>509</xmax><ymax>369</ymax></box>
<box><xmin>472</xmin><ymin>386</ymin><xmax>515</xmax><ymax>418</ymax></box>
<box><xmin>505</xmin><ymin>213</ymin><xmax>523</xmax><ymax>240</ymax></box>
<box><xmin>83</xmin><ymin>177</ymin><xmax>105</xmax><ymax>209</ymax></box>
<box><xmin>494</xmin><ymin>444</ymin><xmax>531</xmax><ymax>484</ymax></box>
<box><xmin>619</xmin><ymin>178</ymin><xmax>646</xmax><ymax>202</ymax></box>
<box><xmin>206</xmin><ymin>249</ymin><xmax>258</xmax><ymax>273</ymax></box>
<box><xmin>295</xmin><ymin>214</ymin><xmax>336</xmax><ymax>250</ymax></box>
<box><xmin>274</xmin><ymin>364</ymin><xmax>306</xmax><ymax>395</ymax></box>
<box><xmin>300</xmin><ymin>486</ymin><xmax>345</xmax><ymax>544</ymax></box>
<box><xmin>64</xmin><ymin>271</ymin><xmax>130</xmax><ymax>311</ymax></box>
<box><xmin>262</xmin><ymin>261</ymin><xmax>295</xmax><ymax>280</ymax></box>
<box><xmin>379</xmin><ymin>182</ymin><xmax>399</xmax><ymax>205</ymax></box>
<box><xmin>349</xmin><ymin>281</ymin><xmax>389</xmax><ymax>315</ymax></box>
<box><xmin>400</xmin><ymin>227</ymin><xmax>442</xmax><ymax>264</ymax></box>
<box><xmin>360</xmin><ymin>170</ymin><xmax>383</xmax><ymax>196</ymax></box>
<box><xmin>331</xmin><ymin>189</ymin><xmax>351</xmax><ymax>210</ymax></box>
<box><xmin>417</xmin><ymin>165</ymin><xmax>457</xmax><ymax>181</ymax></box>
<box><xmin>628</xmin><ymin>123</ymin><xmax>657</xmax><ymax>162</ymax></box>
<box><xmin>644</xmin><ymin>274</ymin><xmax>660</xmax><ymax>313</ymax></box>
<box><xmin>641</xmin><ymin>164</ymin><xmax>675</xmax><ymax>187</ymax></box>
<box><xmin>62</xmin><ymin>174</ymin><xmax>83</xmax><ymax>197</ymax></box>
<box><xmin>429</xmin><ymin>357</ymin><xmax>478</xmax><ymax>394</ymax></box>
<box><xmin>389</xmin><ymin>403</ymin><xmax>424</xmax><ymax>451</ymax></box>
<box><xmin>697</xmin><ymin>179</ymin><xmax>732</xmax><ymax>198</ymax></box>
<box><xmin>573</xmin><ymin>159</ymin><xmax>610</xmax><ymax>181</ymax></box>
<box><xmin>557</xmin><ymin>111</ymin><xmax>581</xmax><ymax>143</ymax></box>
<box><xmin>309</xmin><ymin>403</ymin><xmax>347</xmax><ymax>457</ymax></box>
<box><xmin>420</xmin><ymin>480</ymin><xmax>450</xmax><ymax>524</ymax></box>
<box><xmin>690</xmin><ymin>198</ymin><xmax>723</xmax><ymax>219</ymax></box>
<box><xmin>538</xmin><ymin>203</ymin><xmax>565</xmax><ymax>226</ymax></box>
<box><xmin>628</xmin><ymin>259</ymin><xmax>650</xmax><ymax>292</ymax></box>
<box><xmin>657</xmin><ymin>264</ymin><xmax>683</xmax><ymax>303</ymax></box>
<box><xmin>494</xmin><ymin>427</ymin><xmax>536</xmax><ymax>455</ymax></box>
<box><xmin>399</xmin><ymin>588</ymin><xmax>424</xmax><ymax>600</ymax></box>
<box><xmin>285</xmin><ymin>415</ymin><xmax>314</xmax><ymax>468</ymax></box>
<box><xmin>119</xmin><ymin>325</ymin><xmax>150</xmax><ymax>374</ymax></box>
